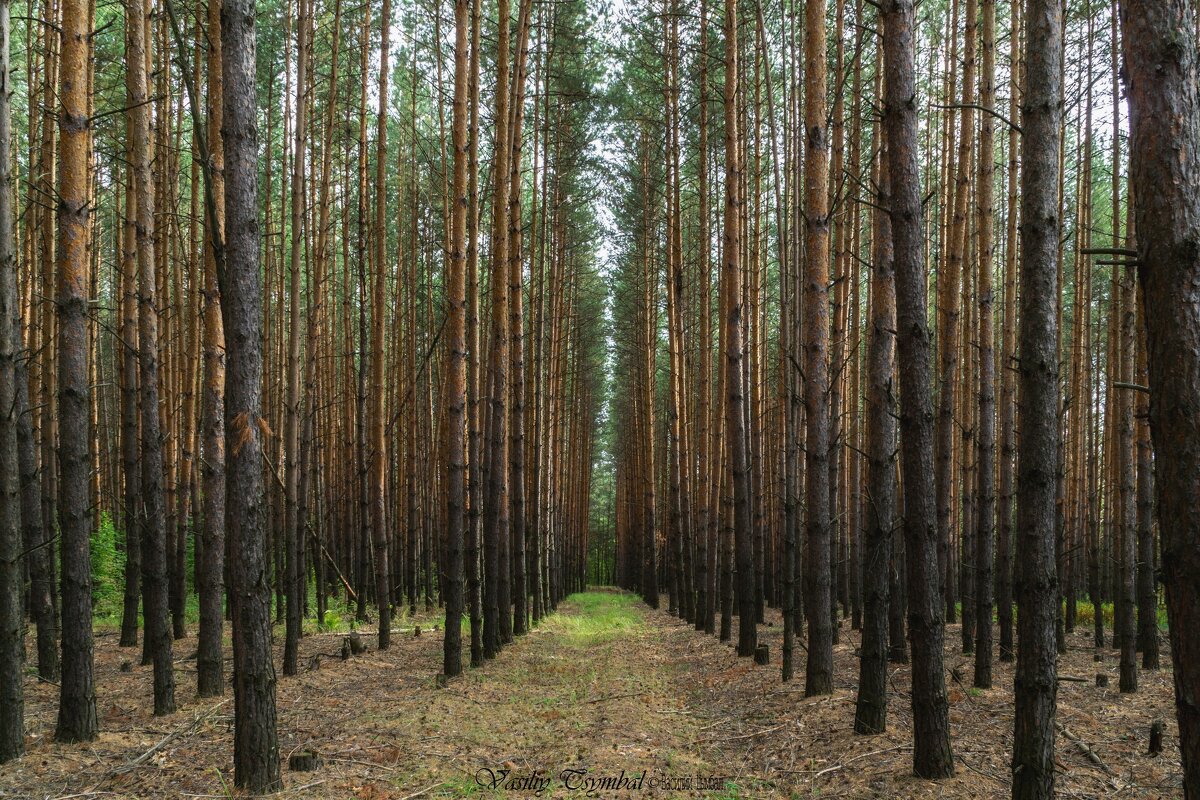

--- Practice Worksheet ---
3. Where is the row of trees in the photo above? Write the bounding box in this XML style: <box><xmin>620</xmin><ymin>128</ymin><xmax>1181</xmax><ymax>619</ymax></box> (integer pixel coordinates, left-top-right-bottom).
<box><xmin>607</xmin><ymin>0</ymin><xmax>1200</xmax><ymax>796</ymax></box>
<box><xmin>0</xmin><ymin>0</ymin><xmax>608</xmax><ymax>790</ymax></box>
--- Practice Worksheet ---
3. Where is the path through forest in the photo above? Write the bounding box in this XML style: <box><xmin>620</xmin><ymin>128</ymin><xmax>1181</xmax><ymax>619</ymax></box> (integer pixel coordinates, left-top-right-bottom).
<box><xmin>1</xmin><ymin>590</ymin><xmax>1182</xmax><ymax>798</ymax></box>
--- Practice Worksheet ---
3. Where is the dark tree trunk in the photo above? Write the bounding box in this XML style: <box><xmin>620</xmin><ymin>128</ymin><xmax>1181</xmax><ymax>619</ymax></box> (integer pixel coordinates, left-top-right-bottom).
<box><xmin>0</xmin><ymin>0</ymin><xmax>23</xmax><ymax>759</ymax></box>
<box><xmin>197</xmin><ymin>0</ymin><xmax>227</xmax><ymax>700</ymax></box>
<box><xmin>1134</xmin><ymin>311</ymin><xmax>1157</xmax><ymax>670</ymax></box>
<box><xmin>1012</xmin><ymin>0</ymin><xmax>1063</xmax><ymax>792</ymax></box>
<box><xmin>1121</xmin><ymin>1</ymin><xmax>1200</xmax><ymax>792</ymax></box>
<box><xmin>118</xmin><ymin>166</ymin><xmax>141</xmax><ymax>650</ymax></box>
<box><xmin>882</xmin><ymin>0</ymin><xmax>953</xmax><ymax>777</ymax></box>
<box><xmin>723</xmin><ymin>0</ymin><xmax>755</xmax><ymax>661</ymax></box>
<box><xmin>222</xmin><ymin>0</ymin><xmax>282</xmax><ymax>787</ymax></box>
<box><xmin>130</xmin><ymin>0</ymin><xmax>175</xmax><ymax>716</ymax></box>
<box><xmin>854</xmin><ymin>143</ymin><xmax>895</xmax><ymax>735</ymax></box>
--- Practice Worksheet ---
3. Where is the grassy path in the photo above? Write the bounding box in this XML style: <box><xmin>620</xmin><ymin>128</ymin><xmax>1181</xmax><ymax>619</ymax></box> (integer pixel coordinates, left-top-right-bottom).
<box><xmin>2</xmin><ymin>588</ymin><xmax>1182</xmax><ymax>798</ymax></box>
<box><xmin>390</xmin><ymin>590</ymin><xmax>735</xmax><ymax>798</ymax></box>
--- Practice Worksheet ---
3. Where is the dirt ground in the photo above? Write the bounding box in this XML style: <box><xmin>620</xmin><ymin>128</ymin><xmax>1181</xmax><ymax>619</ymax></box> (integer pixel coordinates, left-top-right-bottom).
<box><xmin>0</xmin><ymin>589</ymin><xmax>1184</xmax><ymax>799</ymax></box>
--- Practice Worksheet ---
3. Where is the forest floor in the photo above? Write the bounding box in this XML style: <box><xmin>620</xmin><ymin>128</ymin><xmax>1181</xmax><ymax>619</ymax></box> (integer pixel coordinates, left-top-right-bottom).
<box><xmin>0</xmin><ymin>589</ymin><xmax>1184</xmax><ymax>799</ymax></box>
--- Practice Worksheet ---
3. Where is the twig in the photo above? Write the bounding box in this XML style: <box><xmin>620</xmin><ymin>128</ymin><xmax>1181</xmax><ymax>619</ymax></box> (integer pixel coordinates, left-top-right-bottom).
<box><xmin>585</xmin><ymin>690</ymin><xmax>644</xmax><ymax>704</ymax></box>
<box><xmin>1056</xmin><ymin>722</ymin><xmax>1116</xmax><ymax>777</ymax></box>
<box><xmin>326</xmin><ymin>756</ymin><xmax>399</xmax><ymax>773</ymax></box>
<box><xmin>812</xmin><ymin>745</ymin><xmax>911</xmax><ymax>780</ymax></box>
<box><xmin>288</xmin><ymin>779</ymin><xmax>329</xmax><ymax>794</ymax></box>
<box><xmin>116</xmin><ymin>698</ymin><xmax>231</xmax><ymax>775</ymax></box>
<box><xmin>692</xmin><ymin>721</ymin><xmax>789</xmax><ymax>746</ymax></box>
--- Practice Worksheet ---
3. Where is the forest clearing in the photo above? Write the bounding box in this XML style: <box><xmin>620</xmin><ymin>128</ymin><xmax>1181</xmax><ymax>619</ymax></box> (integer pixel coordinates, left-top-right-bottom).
<box><xmin>1</xmin><ymin>0</ymin><xmax>1200</xmax><ymax>791</ymax></box>
<box><xmin>0</xmin><ymin>591</ymin><xmax>1183</xmax><ymax>798</ymax></box>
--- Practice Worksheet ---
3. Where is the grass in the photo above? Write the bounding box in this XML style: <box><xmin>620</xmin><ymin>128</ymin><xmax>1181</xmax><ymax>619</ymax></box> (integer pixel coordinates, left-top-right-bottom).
<box><xmin>549</xmin><ymin>591</ymin><xmax>643</xmax><ymax>646</ymax></box>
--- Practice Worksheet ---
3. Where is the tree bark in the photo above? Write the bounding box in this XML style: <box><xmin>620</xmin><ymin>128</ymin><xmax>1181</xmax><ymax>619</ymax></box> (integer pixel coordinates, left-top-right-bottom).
<box><xmin>882</xmin><ymin>0</ymin><xmax>954</xmax><ymax>777</ymax></box>
<box><xmin>1012</xmin><ymin>0</ymin><xmax>1063</xmax><ymax>792</ymax></box>
<box><xmin>0</xmin><ymin>0</ymin><xmax>22</xmax><ymax>759</ymax></box>
<box><xmin>723</xmin><ymin>0</ymin><xmax>755</xmax><ymax>659</ymax></box>
<box><xmin>54</xmin><ymin>0</ymin><xmax>99</xmax><ymax>743</ymax></box>
<box><xmin>1120</xmin><ymin>1</ymin><xmax>1200</xmax><ymax>792</ymax></box>
<box><xmin>222</xmin><ymin>0</ymin><xmax>282</xmax><ymax>785</ymax></box>
<box><xmin>802</xmin><ymin>0</ymin><xmax>832</xmax><ymax>695</ymax></box>
<box><xmin>854</xmin><ymin>138</ymin><xmax>895</xmax><ymax>735</ymax></box>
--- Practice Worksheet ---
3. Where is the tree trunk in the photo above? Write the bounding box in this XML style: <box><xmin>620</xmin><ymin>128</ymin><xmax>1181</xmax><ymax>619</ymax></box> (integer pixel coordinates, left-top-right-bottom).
<box><xmin>723</xmin><ymin>0</ymin><xmax>754</xmax><ymax>659</ymax></box>
<box><xmin>882</xmin><ymin>0</ymin><xmax>954</xmax><ymax>777</ymax></box>
<box><xmin>0</xmin><ymin>0</ymin><xmax>22</xmax><ymax>759</ymax></box>
<box><xmin>973</xmin><ymin>0</ymin><xmax>996</xmax><ymax>690</ymax></box>
<box><xmin>1011</xmin><ymin>0</ymin><xmax>1063</xmax><ymax>792</ymax></box>
<box><xmin>54</xmin><ymin>0</ymin><xmax>99</xmax><ymax>743</ymax></box>
<box><xmin>197</xmin><ymin>0</ymin><xmax>226</xmax><ymax>700</ymax></box>
<box><xmin>802</xmin><ymin>0</ymin><xmax>832</xmax><ymax>695</ymax></box>
<box><xmin>130</xmin><ymin>0</ymin><xmax>175</xmax><ymax>717</ymax></box>
<box><xmin>1121</xmin><ymin>2</ymin><xmax>1200</xmax><ymax>791</ymax></box>
<box><xmin>854</xmin><ymin>138</ymin><xmax>895</xmax><ymax>735</ymax></box>
<box><xmin>443</xmin><ymin>0</ymin><xmax>470</xmax><ymax>679</ymax></box>
<box><xmin>222</xmin><ymin>0</ymin><xmax>282</xmax><ymax>786</ymax></box>
<box><xmin>370</xmin><ymin>0</ymin><xmax>394</xmax><ymax>652</ymax></box>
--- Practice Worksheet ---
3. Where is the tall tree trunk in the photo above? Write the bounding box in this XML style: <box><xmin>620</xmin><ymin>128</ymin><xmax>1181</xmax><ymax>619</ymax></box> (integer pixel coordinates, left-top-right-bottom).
<box><xmin>507</xmin><ymin>0</ymin><xmax>534</xmax><ymax>636</ymax></box>
<box><xmin>997</xmin><ymin>0</ymin><xmax>1020</xmax><ymax>662</ymax></box>
<box><xmin>54</xmin><ymin>0</ymin><xmax>99</xmax><ymax>743</ymax></box>
<box><xmin>118</xmin><ymin>150</ymin><xmax>141</xmax><ymax>650</ymax></box>
<box><xmin>443</xmin><ymin>0</ymin><xmax>470</xmax><ymax>679</ymax></box>
<box><xmin>854</xmin><ymin>139</ymin><xmax>895</xmax><ymax>735</ymax></box>
<box><xmin>223</xmin><ymin>0</ymin><xmax>282</xmax><ymax>785</ymax></box>
<box><xmin>1121</xmin><ymin>1</ymin><xmax>1200</xmax><ymax>791</ymax></box>
<box><xmin>802</xmin><ymin>0</ymin><xmax>832</xmax><ymax>695</ymax></box>
<box><xmin>131</xmin><ymin>0</ymin><xmax>175</xmax><ymax>717</ymax></box>
<box><xmin>882</xmin><ymin>0</ymin><xmax>954</xmax><ymax>777</ymax></box>
<box><xmin>0</xmin><ymin>0</ymin><xmax>22</xmax><ymax>759</ymax></box>
<box><xmin>484</xmin><ymin>0</ymin><xmax>514</xmax><ymax>656</ymax></box>
<box><xmin>1134</xmin><ymin>304</ymin><xmax>1157</xmax><ymax>670</ymax></box>
<box><xmin>973</xmin><ymin>0</ymin><xmax>996</xmax><ymax>690</ymax></box>
<box><xmin>723</xmin><ymin>0</ymin><xmax>754</xmax><ymax>659</ymax></box>
<box><xmin>465</xmin><ymin>0</ymin><xmax>484</xmax><ymax>667</ymax></box>
<box><xmin>197</xmin><ymin>0</ymin><xmax>226</xmax><ymax>699</ymax></box>
<box><xmin>283</xmin><ymin>0</ymin><xmax>310</xmax><ymax>677</ymax></box>
<box><xmin>371</xmin><ymin>0</ymin><xmax>394</xmax><ymax>652</ymax></box>
<box><xmin>1012</xmin><ymin>0</ymin><xmax>1063</xmax><ymax>792</ymax></box>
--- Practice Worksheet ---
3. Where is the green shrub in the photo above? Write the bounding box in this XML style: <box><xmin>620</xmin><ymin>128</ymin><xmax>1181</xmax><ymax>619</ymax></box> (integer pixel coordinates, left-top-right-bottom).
<box><xmin>91</xmin><ymin>512</ymin><xmax>124</xmax><ymax>622</ymax></box>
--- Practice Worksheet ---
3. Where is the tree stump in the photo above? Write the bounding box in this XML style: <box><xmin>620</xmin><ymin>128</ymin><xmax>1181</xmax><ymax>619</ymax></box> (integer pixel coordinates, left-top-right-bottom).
<box><xmin>306</xmin><ymin>654</ymin><xmax>321</xmax><ymax>672</ymax></box>
<box><xmin>1095</xmin><ymin>673</ymin><xmax>1108</xmax><ymax>688</ymax></box>
<box><xmin>342</xmin><ymin>632</ymin><xmax>368</xmax><ymax>660</ymax></box>
<box><xmin>754</xmin><ymin>644</ymin><xmax>769</xmax><ymax>666</ymax></box>
<box><xmin>120</xmin><ymin>660</ymin><xmax>133</xmax><ymax>673</ymax></box>
<box><xmin>289</xmin><ymin>750</ymin><xmax>323</xmax><ymax>771</ymax></box>
<box><xmin>1149</xmin><ymin>720</ymin><xmax>1164</xmax><ymax>755</ymax></box>
<box><xmin>414</xmin><ymin>625</ymin><xmax>421</xmax><ymax>638</ymax></box>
